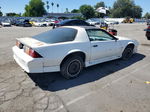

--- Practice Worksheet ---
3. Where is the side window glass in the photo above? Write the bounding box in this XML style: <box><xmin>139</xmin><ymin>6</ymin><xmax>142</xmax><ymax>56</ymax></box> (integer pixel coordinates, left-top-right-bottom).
<box><xmin>67</xmin><ymin>21</ymin><xmax>73</xmax><ymax>25</ymax></box>
<box><xmin>81</xmin><ymin>21</ymin><xmax>88</xmax><ymax>25</ymax></box>
<box><xmin>86</xmin><ymin>30</ymin><xmax>115</xmax><ymax>41</ymax></box>
<box><xmin>73</xmin><ymin>20</ymin><xmax>80</xmax><ymax>25</ymax></box>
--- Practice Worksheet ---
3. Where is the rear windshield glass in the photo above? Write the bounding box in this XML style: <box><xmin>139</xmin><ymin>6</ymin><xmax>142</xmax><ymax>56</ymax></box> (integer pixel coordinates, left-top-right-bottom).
<box><xmin>58</xmin><ymin>20</ymin><xmax>71</xmax><ymax>25</ymax></box>
<box><xmin>33</xmin><ymin>28</ymin><xmax>77</xmax><ymax>44</ymax></box>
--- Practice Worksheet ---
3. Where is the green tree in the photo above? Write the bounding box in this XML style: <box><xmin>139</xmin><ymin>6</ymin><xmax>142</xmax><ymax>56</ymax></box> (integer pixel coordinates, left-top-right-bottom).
<box><xmin>79</xmin><ymin>5</ymin><xmax>95</xmax><ymax>19</ymax></box>
<box><xmin>0</xmin><ymin>11</ymin><xmax>2</xmax><ymax>16</ymax></box>
<box><xmin>94</xmin><ymin>2</ymin><xmax>105</xmax><ymax>9</ymax></box>
<box><xmin>0</xmin><ymin>6</ymin><xmax>2</xmax><ymax>16</ymax></box>
<box><xmin>132</xmin><ymin>6</ymin><xmax>142</xmax><ymax>18</ymax></box>
<box><xmin>111</xmin><ymin>0</ymin><xmax>142</xmax><ymax>18</ymax></box>
<box><xmin>144</xmin><ymin>13</ymin><xmax>150</xmax><ymax>19</ymax></box>
<box><xmin>23</xmin><ymin>0</ymin><xmax>46</xmax><ymax>17</ymax></box>
<box><xmin>6</xmin><ymin>13</ymin><xmax>21</xmax><ymax>17</ymax></box>
<box><xmin>71</xmin><ymin>9</ymin><xmax>80</xmax><ymax>13</ymax></box>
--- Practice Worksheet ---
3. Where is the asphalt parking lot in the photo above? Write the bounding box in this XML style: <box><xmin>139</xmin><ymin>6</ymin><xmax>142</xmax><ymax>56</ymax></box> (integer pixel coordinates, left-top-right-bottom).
<box><xmin>0</xmin><ymin>24</ymin><xmax>150</xmax><ymax>112</ymax></box>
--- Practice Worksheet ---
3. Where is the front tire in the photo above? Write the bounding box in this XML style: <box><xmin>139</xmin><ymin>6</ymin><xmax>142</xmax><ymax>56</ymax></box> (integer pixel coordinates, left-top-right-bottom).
<box><xmin>122</xmin><ymin>46</ymin><xmax>134</xmax><ymax>60</ymax></box>
<box><xmin>60</xmin><ymin>56</ymin><xmax>84</xmax><ymax>79</ymax></box>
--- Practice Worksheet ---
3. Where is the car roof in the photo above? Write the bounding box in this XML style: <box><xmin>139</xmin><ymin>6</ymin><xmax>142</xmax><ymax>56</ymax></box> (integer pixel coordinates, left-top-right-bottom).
<box><xmin>79</xmin><ymin>26</ymin><xmax>100</xmax><ymax>30</ymax></box>
<box><xmin>58</xmin><ymin>19</ymin><xmax>85</xmax><ymax>24</ymax></box>
<box><xmin>62</xmin><ymin>26</ymin><xmax>100</xmax><ymax>30</ymax></box>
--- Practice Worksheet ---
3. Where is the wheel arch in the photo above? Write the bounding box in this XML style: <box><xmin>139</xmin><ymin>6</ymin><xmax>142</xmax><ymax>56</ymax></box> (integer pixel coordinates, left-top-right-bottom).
<box><xmin>121</xmin><ymin>42</ymin><xmax>135</xmax><ymax>55</ymax></box>
<box><xmin>126</xmin><ymin>42</ymin><xmax>135</xmax><ymax>49</ymax></box>
<box><xmin>123</xmin><ymin>42</ymin><xmax>135</xmax><ymax>51</ymax></box>
<box><xmin>60</xmin><ymin>50</ymin><xmax>86</xmax><ymax>68</ymax></box>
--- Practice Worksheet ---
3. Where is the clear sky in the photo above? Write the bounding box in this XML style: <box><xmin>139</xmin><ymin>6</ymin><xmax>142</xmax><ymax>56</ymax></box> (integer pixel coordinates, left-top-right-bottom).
<box><xmin>0</xmin><ymin>0</ymin><xmax>149</xmax><ymax>15</ymax></box>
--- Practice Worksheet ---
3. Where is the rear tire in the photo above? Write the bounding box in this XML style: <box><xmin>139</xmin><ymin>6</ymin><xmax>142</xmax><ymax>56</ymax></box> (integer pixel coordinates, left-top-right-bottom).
<box><xmin>122</xmin><ymin>46</ymin><xmax>134</xmax><ymax>60</ymax></box>
<box><xmin>60</xmin><ymin>56</ymin><xmax>84</xmax><ymax>79</ymax></box>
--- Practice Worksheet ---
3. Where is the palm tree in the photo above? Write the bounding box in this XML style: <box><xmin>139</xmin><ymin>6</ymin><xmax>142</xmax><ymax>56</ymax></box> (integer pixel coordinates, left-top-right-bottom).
<box><xmin>46</xmin><ymin>1</ymin><xmax>49</xmax><ymax>4</ymax></box>
<box><xmin>51</xmin><ymin>2</ymin><xmax>54</xmax><ymax>13</ymax></box>
<box><xmin>46</xmin><ymin>1</ymin><xmax>49</xmax><ymax>13</ymax></box>
<box><xmin>57</xmin><ymin>4</ymin><xmax>59</xmax><ymax>13</ymax></box>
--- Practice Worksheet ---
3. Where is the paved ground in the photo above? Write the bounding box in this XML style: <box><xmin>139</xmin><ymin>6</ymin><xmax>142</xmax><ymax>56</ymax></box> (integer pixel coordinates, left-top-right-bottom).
<box><xmin>0</xmin><ymin>24</ymin><xmax>150</xmax><ymax>112</ymax></box>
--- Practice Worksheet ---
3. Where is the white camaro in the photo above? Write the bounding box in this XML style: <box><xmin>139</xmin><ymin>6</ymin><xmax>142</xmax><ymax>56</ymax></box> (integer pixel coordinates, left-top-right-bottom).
<box><xmin>12</xmin><ymin>26</ymin><xmax>139</xmax><ymax>79</ymax></box>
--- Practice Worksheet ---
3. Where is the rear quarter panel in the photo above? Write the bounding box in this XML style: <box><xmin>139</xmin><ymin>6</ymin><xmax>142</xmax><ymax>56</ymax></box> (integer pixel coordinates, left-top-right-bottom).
<box><xmin>35</xmin><ymin>42</ymin><xmax>90</xmax><ymax>67</ymax></box>
<box><xmin>34</xmin><ymin>27</ymin><xmax>91</xmax><ymax>67</ymax></box>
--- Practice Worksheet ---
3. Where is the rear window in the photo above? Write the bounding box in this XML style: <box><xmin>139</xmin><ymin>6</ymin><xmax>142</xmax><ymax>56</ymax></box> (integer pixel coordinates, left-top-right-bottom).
<box><xmin>33</xmin><ymin>28</ymin><xmax>77</xmax><ymax>44</ymax></box>
<box><xmin>58</xmin><ymin>20</ymin><xmax>71</xmax><ymax>25</ymax></box>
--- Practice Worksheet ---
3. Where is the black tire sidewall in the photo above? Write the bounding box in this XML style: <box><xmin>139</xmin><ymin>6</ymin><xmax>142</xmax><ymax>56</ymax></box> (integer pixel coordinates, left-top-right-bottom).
<box><xmin>122</xmin><ymin>46</ymin><xmax>134</xmax><ymax>60</ymax></box>
<box><xmin>61</xmin><ymin>56</ymin><xmax>84</xmax><ymax>79</ymax></box>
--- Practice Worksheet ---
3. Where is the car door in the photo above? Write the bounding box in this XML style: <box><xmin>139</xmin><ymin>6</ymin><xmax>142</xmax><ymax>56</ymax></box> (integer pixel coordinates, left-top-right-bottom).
<box><xmin>86</xmin><ymin>29</ymin><xmax>122</xmax><ymax>64</ymax></box>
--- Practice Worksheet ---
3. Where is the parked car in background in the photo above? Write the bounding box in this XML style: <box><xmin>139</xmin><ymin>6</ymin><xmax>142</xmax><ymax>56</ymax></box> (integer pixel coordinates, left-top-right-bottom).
<box><xmin>104</xmin><ymin>19</ymin><xmax>119</xmax><ymax>25</ymax></box>
<box><xmin>53</xmin><ymin>19</ymin><xmax>91</xmax><ymax>29</ymax></box>
<box><xmin>1</xmin><ymin>19</ymin><xmax>11</xmax><ymax>27</ymax></box>
<box><xmin>86</xmin><ymin>18</ymin><xmax>109</xmax><ymax>30</ymax></box>
<box><xmin>48</xmin><ymin>18</ymin><xmax>60</xmax><ymax>26</ymax></box>
<box><xmin>86</xmin><ymin>18</ymin><xmax>101</xmax><ymax>25</ymax></box>
<box><xmin>29</xmin><ymin>18</ymin><xmax>37</xmax><ymax>25</ymax></box>
<box><xmin>32</xmin><ymin>19</ymin><xmax>47</xmax><ymax>27</ymax></box>
<box><xmin>31</xmin><ymin>18</ymin><xmax>53</xmax><ymax>27</ymax></box>
<box><xmin>16</xmin><ymin>19</ymin><xmax>32</xmax><ymax>27</ymax></box>
<box><xmin>12</xmin><ymin>26</ymin><xmax>138</xmax><ymax>79</ymax></box>
<box><xmin>144</xmin><ymin>25</ymin><xmax>150</xmax><ymax>40</ymax></box>
<box><xmin>147</xmin><ymin>20</ymin><xmax>150</xmax><ymax>26</ymax></box>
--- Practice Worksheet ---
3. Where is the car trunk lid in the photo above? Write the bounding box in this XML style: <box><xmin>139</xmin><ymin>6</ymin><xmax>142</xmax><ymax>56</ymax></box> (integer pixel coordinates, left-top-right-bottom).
<box><xmin>17</xmin><ymin>37</ymin><xmax>47</xmax><ymax>48</ymax></box>
<box><xmin>16</xmin><ymin>37</ymin><xmax>45</xmax><ymax>58</ymax></box>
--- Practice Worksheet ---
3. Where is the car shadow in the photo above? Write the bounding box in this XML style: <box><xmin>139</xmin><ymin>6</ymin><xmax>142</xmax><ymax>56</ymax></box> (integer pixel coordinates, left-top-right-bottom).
<box><xmin>28</xmin><ymin>53</ymin><xmax>145</xmax><ymax>92</ymax></box>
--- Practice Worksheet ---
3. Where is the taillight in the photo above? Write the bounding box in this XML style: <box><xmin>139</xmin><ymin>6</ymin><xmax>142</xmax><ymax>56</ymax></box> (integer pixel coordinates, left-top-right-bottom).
<box><xmin>16</xmin><ymin>40</ymin><xmax>24</xmax><ymax>49</ymax></box>
<box><xmin>16</xmin><ymin>40</ymin><xmax>20</xmax><ymax>47</ymax></box>
<box><xmin>24</xmin><ymin>46</ymin><xmax>42</xmax><ymax>58</ymax></box>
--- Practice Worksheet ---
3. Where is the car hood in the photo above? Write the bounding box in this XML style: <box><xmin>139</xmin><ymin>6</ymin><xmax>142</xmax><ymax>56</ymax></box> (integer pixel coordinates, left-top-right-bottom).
<box><xmin>115</xmin><ymin>36</ymin><xmax>135</xmax><ymax>40</ymax></box>
<box><xmin>115</xmin><ymin>36</ymin><xmax>139</xmax><ymax>45</ymax></box>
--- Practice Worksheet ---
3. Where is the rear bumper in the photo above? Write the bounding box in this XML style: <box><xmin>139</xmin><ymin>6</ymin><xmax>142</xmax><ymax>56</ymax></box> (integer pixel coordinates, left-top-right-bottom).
<box><xmin>2</xmin><ymin>24</ymin><xmax>11</xmax><ymax>27</ymax></box>
<box><xmin>12</xmin><ymin>46</ymin><xmax>43</xmax><ymax>73</ymax></box>
<box><xmin>12</xmin><ymin>46</ymin><xmax>60</xmax><ymax>73</ymax></box>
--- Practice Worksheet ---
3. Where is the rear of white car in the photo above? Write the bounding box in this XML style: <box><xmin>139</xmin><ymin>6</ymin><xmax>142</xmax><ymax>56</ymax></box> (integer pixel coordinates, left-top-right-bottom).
<box><xmin>13</xmin><ymin>46</ymin><xmax>43</xmax><ymax>73</ymax></box>
<box><xmin>1</xmin><ymin>22</ymin><xmax>11</xmax><ymax>27</ymax></box>
<box><xmin>12</xmin><ymin>27</ymin><xmax>84</xmax><ymax>73</ymax></box>
<box><xmin>12</xmin><ymin>39</ymin><xmax>44</xmax><ymax>73</ymax></box>
<box><xmin>12</xmin><ymin>26</ymin><xmax>139</xmax><ymax>79</ymax></box>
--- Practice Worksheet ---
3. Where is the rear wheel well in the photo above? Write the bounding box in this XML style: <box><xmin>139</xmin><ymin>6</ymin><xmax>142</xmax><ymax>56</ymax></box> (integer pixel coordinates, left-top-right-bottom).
<box><xmin>60</xmin><ymin>52</ymin><xmax>86</xmax><ymax>67</ymax></box>
<box><xmin>126</xmin><ymin>44</ymin><xmax>135</xmax><ymax>49</ymax></box>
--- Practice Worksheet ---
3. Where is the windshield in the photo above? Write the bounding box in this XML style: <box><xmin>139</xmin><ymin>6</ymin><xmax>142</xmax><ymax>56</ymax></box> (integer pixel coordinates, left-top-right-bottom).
<box><xmin>2</xmin><ymin>19</ymin><xmax>10</xmax><ymax>22</ymax></box>
<box><xmin>33</xmin><ymin>28</ymin><xmax>77</xmax><ymax>44</ymax></box>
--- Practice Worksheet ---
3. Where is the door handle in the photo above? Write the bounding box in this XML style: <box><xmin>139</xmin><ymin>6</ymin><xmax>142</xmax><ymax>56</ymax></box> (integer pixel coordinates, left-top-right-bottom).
<box><xmin>93</xmin><ymin>45</ymin><xmax>98</xmax><ymax>47</ymax></box>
